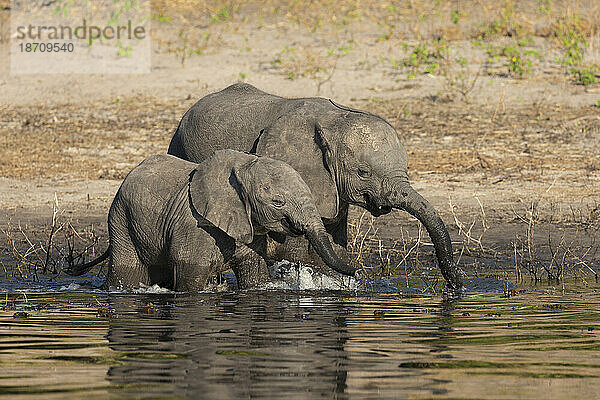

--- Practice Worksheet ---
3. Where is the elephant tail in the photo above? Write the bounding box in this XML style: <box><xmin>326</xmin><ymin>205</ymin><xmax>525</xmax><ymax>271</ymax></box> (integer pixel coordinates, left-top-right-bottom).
<box><xmin>63</xmin><ymin>248</ymin><xmax>110</xmax><ymax>276</ymax></box>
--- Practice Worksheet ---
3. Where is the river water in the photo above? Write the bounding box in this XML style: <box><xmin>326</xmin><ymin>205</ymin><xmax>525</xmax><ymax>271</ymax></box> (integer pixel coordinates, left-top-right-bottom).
<box><xmin>0</xmin><ymin>268</ymin><xmax>599</xmax><ymax>399</ymax></box>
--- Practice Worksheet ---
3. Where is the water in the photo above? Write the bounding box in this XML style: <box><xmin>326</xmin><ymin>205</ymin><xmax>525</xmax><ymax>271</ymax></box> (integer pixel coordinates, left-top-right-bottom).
<box><xmin>1</xmin><ymin>264</ymin><xmax>599</xmax><ymax>399</ymax></box>
<box><xmin>0</xmin><ymin>260</ymin><xmax>514</xmax><ymax>295</ymax></box>
<box><xmin>1</xmin><ymin>273</ymin><xmax>599</xmax><ymax>399</ymax></box>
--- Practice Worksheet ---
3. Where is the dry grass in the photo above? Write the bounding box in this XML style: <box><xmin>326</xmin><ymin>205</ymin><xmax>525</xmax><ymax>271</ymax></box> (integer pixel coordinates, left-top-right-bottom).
<box><xmin>0</xmin><ymin>97</ymin><xmax>187</xmax><ymax>180</ymax></box>
<box><xmin>364</xmin><ymin>98</ymin><xmax>600</xmax><ymax>184</ymax></box>
<box><xmin>346</xmin><ymin>196</ymin><xmax>599</xmax><ymax>291</ymax></box>
<box><xmin>1</xmin><ymin>198</ymin><xmax>103</xmax><ymax>281</ymax></box>
<box><xmin>149</xmin><ymin>1</ymin><xmax>600</xmax><ymax>36</ymax></box>
<box><xmin>510</xmin><ymin>200</ymin><xmax>599</xmax><ymax>285</ymax></box>
<box><xmin>1</xmin><ymin>97</ymin><xmax>599</xmax><ymax>185</ymax></box>
<box><xmin>141</xmin><ymin>0</ymin><xmax>600</xmax><ymax>86</ymax></box>
<box><xmin>347</xmin><ymin>209</ymin><xmax>447</xmax><ymax>292</ymax></box>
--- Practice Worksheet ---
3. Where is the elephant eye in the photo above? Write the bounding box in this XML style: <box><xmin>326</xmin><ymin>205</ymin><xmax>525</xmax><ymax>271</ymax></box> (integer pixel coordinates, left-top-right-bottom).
<box><xmin>272</xmin><ymin>195</ymin><xmax>286</xmax><ymax>208</ymax></box>
<box><xmin>357</xmin><ymin>167</ymin><xmax>371</xmax><ymax>178</ymax></box>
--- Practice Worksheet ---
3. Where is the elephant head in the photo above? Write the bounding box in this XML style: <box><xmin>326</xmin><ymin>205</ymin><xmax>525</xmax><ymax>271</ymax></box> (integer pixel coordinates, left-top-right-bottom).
<box><xmin>189</xmin><ymin>150</ymin><xmax>357</xmax><ymax>277</ymax></box>
<box><xmin>256</xmin><ymin>101</ymin><xmax>462</xmax><ymax>292</ymax></box>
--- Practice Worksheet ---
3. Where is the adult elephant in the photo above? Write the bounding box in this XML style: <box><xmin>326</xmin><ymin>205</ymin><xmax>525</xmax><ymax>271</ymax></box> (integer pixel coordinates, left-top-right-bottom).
<box><xmin>168</xmin><ymin>83</ymin><xmax>462</xmax><ymax>292</ymax></box>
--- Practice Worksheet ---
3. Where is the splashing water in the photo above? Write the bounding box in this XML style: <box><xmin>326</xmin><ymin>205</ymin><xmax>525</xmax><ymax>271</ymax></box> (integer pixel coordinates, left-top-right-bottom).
<box><xmin>0</xmin><ymin>260</ymin><xmax>512</xmax><ymax>294</ymax></box>
<box><xmin>133</xmin><ymin>283</ymin><xmax>175</xmax><ymax>294</ymax></box>
<box><xmin>264</xmin><ymin>260</ymin><xmax>362</xmax><ymax>291</ymax></box>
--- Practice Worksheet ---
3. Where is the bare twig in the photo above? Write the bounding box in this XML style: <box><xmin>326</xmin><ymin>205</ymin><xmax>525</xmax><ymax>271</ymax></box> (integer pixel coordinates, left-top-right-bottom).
<box><xmin>43</xmin><ymin>193</ymin><xmax>63</xmax><ymax>274</ymax></box>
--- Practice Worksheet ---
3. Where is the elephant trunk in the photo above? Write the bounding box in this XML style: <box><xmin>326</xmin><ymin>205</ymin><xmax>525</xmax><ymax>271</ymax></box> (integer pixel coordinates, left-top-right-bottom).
<box><xmin>303</xmin><ymin>219</ymin><xmax>357</xmax><ymax>277</ymax></box>
<box><xmin>389</xmin><ymin>182</ymin><xmax>462</xmax><ymax>293</ymax></box>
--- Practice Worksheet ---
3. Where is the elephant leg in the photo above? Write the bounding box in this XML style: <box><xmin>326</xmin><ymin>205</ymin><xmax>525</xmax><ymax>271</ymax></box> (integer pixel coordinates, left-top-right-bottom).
<box><xmin>170</xmin><ymin>258</ymin><xmax>212</xmax><ymax>292</ymax></box>
<box><xmin>232</xmin><ymin>236</ymin><xmax>269</xmax><ymax>289</ymax></box>
<box><xmin>106</xmin><ymin>233</ymin><xmax>149</xmax><ymax>290</ymax></box>
<box><xmin>266</xmin><ymin>235</ymin><xmax>313</xmax><ymax>265</ymax></box>
<box><xmin>168</xmin><ymin>234</ymin><xmax>217</xmax><ymax>292</ymax></box>
<box><xmin>322</xmin><ymin>203</ymin><xmax>350</xmax><ymax>260</ymax></box>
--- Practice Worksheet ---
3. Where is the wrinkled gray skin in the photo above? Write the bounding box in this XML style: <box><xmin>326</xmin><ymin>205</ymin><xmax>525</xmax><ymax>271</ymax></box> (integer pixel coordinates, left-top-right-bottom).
<box><xmin>168</xmin><ymin>83</ymin><xmax>462</xmax><ymax>292</ymax></box>
<box><xmin>65</xmin><ymin>150</ymin><xmax>355</xmax><ymax>291</ymax></box>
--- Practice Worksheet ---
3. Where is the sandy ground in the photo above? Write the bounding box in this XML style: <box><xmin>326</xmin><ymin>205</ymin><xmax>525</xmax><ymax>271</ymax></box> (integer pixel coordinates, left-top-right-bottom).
<box><xmin>1</xmin><ymin>1</ymin><xmax>600</xmax><ymax>280</ymax></box>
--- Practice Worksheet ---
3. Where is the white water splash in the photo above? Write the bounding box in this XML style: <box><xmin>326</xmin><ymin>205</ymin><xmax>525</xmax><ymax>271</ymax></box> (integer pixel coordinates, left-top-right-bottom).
<box><xmin>264</xmin><ymin>260</ymin><xmax>362</xmax><ymax>291</ymax></box>
<box><xmin>132</xmin><ymin>283</ymin><xmax>174</xmax><ymax>294</ymax></box>
<box><xmin>58</xmin><ymin>283</ymin><xmax>82</xmax><ymax>291</ymax></box>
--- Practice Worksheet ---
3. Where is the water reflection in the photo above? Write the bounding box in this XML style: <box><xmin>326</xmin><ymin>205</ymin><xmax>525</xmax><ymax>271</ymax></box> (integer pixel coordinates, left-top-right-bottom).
<box><xmin>105</xmin><ymin>293</ymin><xmax>357</xmax><ymax>398</ymax></box>
<box><xmin>2</xmin><ymin>290</ymin><xmax>598</xmax><ymax>399</ymax></box>
<box><xmin>102</xmin><ymin>293</ymin><xmax>471</xmax><ymax>398</ymax></box>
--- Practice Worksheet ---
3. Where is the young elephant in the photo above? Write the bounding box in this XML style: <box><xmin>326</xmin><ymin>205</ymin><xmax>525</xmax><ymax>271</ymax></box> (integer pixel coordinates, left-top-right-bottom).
<box><xmin>66</xmin><ymin>150</ymin><xmax>357</xmax><ymax>291</ymax></box>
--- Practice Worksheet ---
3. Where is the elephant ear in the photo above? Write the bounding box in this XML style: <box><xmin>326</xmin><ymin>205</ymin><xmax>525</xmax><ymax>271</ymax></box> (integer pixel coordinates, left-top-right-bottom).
<box><xmin>255</xmin><ymin>112</ymin><xmax>339</xmax><ymax>220</ymax></box>
<box><xmin>189</xmin><ymin>151</ymin><xmax>255</xmax><ymax>244</ymax></box>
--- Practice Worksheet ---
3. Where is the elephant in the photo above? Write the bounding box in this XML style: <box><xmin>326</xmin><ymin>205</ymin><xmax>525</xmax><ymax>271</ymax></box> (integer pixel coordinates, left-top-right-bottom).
<box><xmin>168</xmin><ymin>83</ymin><xmax>462</xmax><ymax>293</ymax></box>
<box><xmin>64</xmin><ymin>150</ymin><xmax>356</xmax><ymax>291</ymax></box>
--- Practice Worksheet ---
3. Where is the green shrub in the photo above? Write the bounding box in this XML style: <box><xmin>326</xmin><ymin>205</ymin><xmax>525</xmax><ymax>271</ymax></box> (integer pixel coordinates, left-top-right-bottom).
<box><xmin>571</xmin><ymin>66</ymin><xmax>598</xmax><ymax>86</ymax></box>
<box><xmin>401</xmin><ymin>41</ymin><xmax>449</xmax><ymax>79</ymax></box>
<box><xmin>554</xmin><ymin>15</ymin><xmax>589</xmax><ymax>67</ymax></box>
<box><xmin>486</xmin><ymin>43</ymin><xmax>539</xmax><ymax>78</ymax></box>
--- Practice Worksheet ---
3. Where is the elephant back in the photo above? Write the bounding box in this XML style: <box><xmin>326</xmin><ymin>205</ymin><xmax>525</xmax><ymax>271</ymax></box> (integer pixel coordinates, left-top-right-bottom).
<box><xmin>117</xmin><ymin>154</ymin><xmax>196</xmax><ymax>213</ymax></box>
<box><xmin>168</xmin><ymin>83</ymin><xmax>287</xmax><ymax>163</ymax></box>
